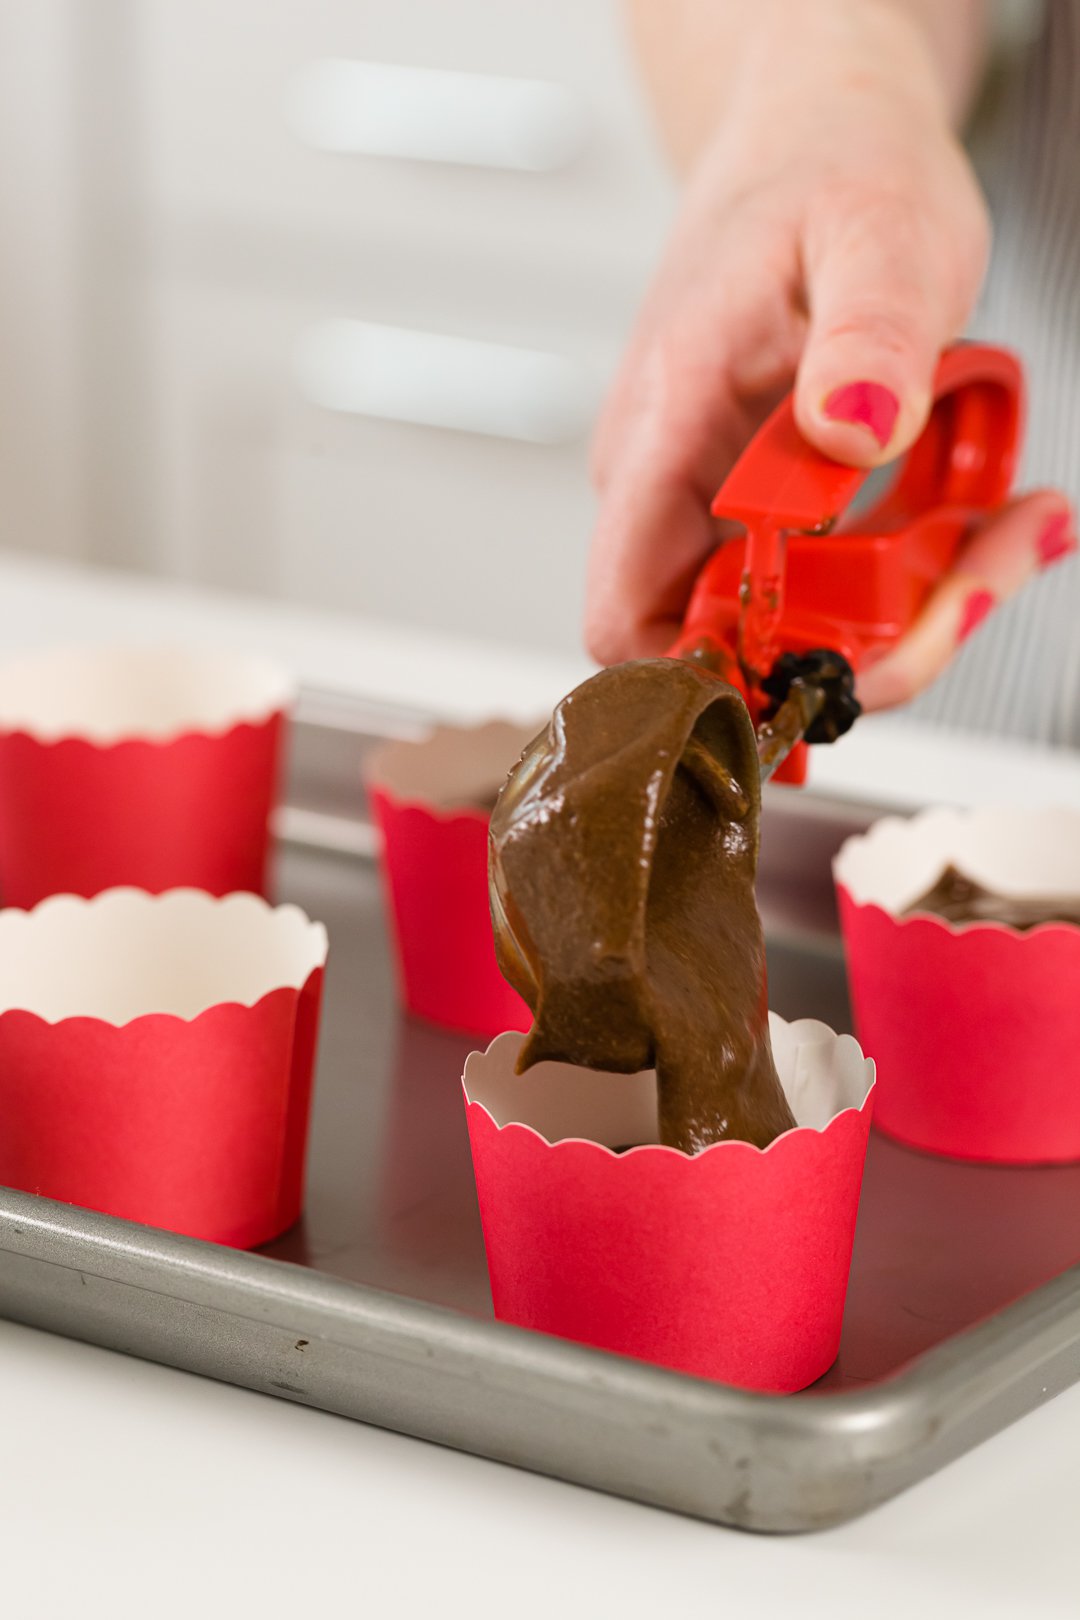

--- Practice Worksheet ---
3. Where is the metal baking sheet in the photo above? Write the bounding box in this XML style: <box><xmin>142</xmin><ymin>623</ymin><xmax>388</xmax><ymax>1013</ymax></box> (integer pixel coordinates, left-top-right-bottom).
<box><xmin>2</xmin><ymin>694</ymin><xmax>1080</xmax><ymax>1534</ymax></box>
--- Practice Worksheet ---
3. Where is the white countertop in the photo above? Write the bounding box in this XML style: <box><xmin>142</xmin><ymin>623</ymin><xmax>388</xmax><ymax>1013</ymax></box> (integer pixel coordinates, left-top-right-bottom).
<box><xmin>2</xmin><ymin>1316</ymin><xmax>1078</xmax><ymax>1618</ymax></box>
<box><xmin>2</xmin><ymin>549</ymin><xmax>1079</xmax><ymax>1616</ymax></box>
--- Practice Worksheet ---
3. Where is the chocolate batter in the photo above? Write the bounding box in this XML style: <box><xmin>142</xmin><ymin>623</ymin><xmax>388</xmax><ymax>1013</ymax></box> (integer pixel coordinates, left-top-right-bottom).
<box><xmin>755</xmin><ymin>680</ymin><xmax>823</xmax><ymax>782</ymax></box>
<box><xmin>489</xmin><ymin>659</ymin><xmax>796</xmax><ymax>1154</ymax></box>
<box><xmin>904</xmin><ymin>863</ymin><xmax>1080</xmax><ymax>930</ymax></box>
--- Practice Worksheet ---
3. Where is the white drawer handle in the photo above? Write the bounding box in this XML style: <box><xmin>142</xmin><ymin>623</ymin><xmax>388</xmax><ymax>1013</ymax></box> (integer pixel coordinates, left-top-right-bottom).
<box><xmin>286</xmin><ymin>58</ymin><xmax>588</xmax><ymax>173</ymax></box>
<box><xmin>294</xmin><ymin>319</ymin><xmax>594</xmax><ymax>445</ymax></box>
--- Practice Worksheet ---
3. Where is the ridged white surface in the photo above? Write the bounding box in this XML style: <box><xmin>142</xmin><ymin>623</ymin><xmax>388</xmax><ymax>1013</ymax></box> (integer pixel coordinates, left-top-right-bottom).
<box><xmin>464</xmin><ymin>1014</ymin><xmax>873</xmax><ymax>1147</ymax></box>
<box><xmin>0</xmin><ymin>889</ymin><xmax>327</xmax><ymax>1023</ymax></box>
<box><xmin>834</xmin><ymin>806</ymin><xmax>1080</xmax><ymax>913</ymax></box>
<box><xmin>366</xmin><ymin>717</ymin><xmax>539</xmax><ymax>809</ymax></box>
<box><xmin>0</xmin><ymin>645</ymin><xmax>295</xmax><ymax>743</ymax></box>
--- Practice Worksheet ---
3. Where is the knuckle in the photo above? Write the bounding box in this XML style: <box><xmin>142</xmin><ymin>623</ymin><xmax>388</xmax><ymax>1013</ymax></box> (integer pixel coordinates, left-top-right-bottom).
<box><xmin>816</xmin><ymin>301</ymin><xmax>924</xmax><ymax>360</ymax></box>
<box><xmin>814</xmin><ymin>176</ymin><xmax>917</xmax><ymax>245</ymax></box>
<box><xmin>812</xmin><ymin>169</ymin><xmax>989</xmax><ymax>344</ymax></box>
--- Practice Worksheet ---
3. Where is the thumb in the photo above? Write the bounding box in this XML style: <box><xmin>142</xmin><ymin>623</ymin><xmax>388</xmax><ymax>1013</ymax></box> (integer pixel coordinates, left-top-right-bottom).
<box><xmin>793</xmin><ymin>192</ymin><xmax>983</xmax><ymax>467</ymax></box>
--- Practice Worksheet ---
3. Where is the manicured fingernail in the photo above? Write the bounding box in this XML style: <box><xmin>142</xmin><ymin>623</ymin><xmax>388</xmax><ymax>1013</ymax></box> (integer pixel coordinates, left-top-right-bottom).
<box><xmin>1037</xmin><ymin>511</ymin><xmax>1077</xmax><ymax>567</ymax></box>
<box><xmin>823</xmin><ymin>381</ymin><xmax>900</xmax><ymax>448</ymax></box>
<box><xmin>958</xmin><ymin>588</ymin><xmax>996</xmax><ymax>643</ymax></box>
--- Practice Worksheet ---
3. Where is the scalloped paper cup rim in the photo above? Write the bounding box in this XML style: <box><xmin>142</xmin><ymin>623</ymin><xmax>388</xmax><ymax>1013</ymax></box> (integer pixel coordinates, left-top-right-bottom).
<box><xmin>0</xmin><ymin>888</ymin><xmax>328</xmax><ymax>1026</ymax></box>
<box><xmin>464</xmin><ymin>1013</ymin><xmax>875</xmax><ymax>1153</ymax></box>
<box><xmin>364</xmin><ymin>717</ymin><xmax>539</xmax><ymax>818</ymax></box>
<box><xmin>833</xmin><ymin>805</ymin><xmax>1080</xmax><ymax>932</ymax></box>
<box><xmin>0</xmin><ymin>644</ymin><xmax>297</xmax><ymax>745</ymax></box>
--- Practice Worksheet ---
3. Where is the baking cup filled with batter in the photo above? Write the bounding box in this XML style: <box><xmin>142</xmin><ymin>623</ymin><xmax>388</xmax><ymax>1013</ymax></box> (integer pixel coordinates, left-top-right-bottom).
<box><xmin>0</xmin><ymin>644</ymin><xmax>294</xmax><ymax>906</ymax></box>
<box><xmin>835</xmin><ymin>806</ymin><xmax>1080</xmax><ymax>1163</ymax></box>
<box><xmin>462</xmin><ymin>1015</ymin><xmax>875</xmax><ymax>1393</ymax></box>
<box><xmin>0</xmin><ymin>888</ymin><xmax>327</xmax><ymax>1246</ymax></box>
<box><xmin>366</xmin><ymin>719</ymin><xmax>537</xmax><ymax>1038</ymax></box>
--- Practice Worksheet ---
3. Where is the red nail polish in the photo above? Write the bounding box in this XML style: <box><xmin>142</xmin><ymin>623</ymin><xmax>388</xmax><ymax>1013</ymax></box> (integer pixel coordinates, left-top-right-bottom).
<box><xmin>1037</xmin><ymin>512</ymin><xmax>1076</xmax><ymax>567</ymax></box>
<box><xmin>823</xmin><ymin>381</ymin><xmax>900</xmax><ymax>448</ymax></box>
<box><xmin>958</xmin><ymin>589</ymin><xmax>995</xmax><ymax>643</ymax></box>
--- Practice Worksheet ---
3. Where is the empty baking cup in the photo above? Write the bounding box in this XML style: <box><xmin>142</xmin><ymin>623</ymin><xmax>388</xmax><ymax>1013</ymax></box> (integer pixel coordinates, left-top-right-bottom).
<box><xmin>0</xmin><ymin>645</ymin><xmax>295</xmax><ymax>906</ymax></box>
<box><xmin>366</xmin><ymin>720</ymin><xmax>536</xmax><ymax>1038</ymax></box>
<box><xmin>463</xmin><ymin>1016</ymin><xmax>875</xmax><ymax>1392</ymax></box>
<box><xmin>835</xmin><ymin>806</ymin><xmax>1080</xmax><ymax>1164</ymax></box>
<box><xmin>0</xmin><ymin>888</ymin><xmax>327</xmax><ymax>1246</ymax></box>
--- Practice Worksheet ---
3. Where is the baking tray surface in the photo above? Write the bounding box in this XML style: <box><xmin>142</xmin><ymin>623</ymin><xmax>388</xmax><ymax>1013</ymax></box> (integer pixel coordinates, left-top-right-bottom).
<box><xmin>3</xmin><ymin>702</ymin><xmax>1080</xmax><ymax>1532</ymax></box>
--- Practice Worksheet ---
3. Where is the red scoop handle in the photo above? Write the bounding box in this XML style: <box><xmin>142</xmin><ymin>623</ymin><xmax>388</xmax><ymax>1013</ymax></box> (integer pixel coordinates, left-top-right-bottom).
<box><xmin>669</xmin><ymin>343</ymin><xmax>1026</xmax><ymax>781</ymax></box>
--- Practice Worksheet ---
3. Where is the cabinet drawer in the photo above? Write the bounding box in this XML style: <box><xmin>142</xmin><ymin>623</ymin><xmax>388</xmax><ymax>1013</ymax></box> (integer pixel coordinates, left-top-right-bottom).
<box><xmin>132</xmin><ymin>279</ymin><xmax>595</xmax><ymax>653</ymax></box>
<box><xmin>132</xmin><ymin>0</ymin><xmax>674</xmax><ymax>294</ymax></box>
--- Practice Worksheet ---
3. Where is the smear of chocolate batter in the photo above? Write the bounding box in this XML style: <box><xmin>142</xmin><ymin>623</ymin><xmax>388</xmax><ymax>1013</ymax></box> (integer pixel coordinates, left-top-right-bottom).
<box><xmin>489</xmin><ymin>659</ymin><xmax>796</xmax><ymax>1154</ymax></box>
<box><xmin>904</xmin><ymin>863</ymin><xmax>1080</xmax><ymax>930</ymax></box>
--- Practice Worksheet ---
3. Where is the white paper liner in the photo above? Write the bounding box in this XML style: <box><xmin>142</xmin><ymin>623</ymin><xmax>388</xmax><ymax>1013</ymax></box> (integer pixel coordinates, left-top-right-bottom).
<box><xmin>834</xmin><ymin>806</ymin><xmax>1080</xmax><ymax>916</ymax></box>
<box><xmin>463</xmin><ymin>1013</ymin><xmax>873</xmax><ymax>1150</ymax></box>
<box><xmin>0</xmin><ymin>645</ymin><xmax>296</xmax><ymax>743</ymax></box>
<box><xmin>365</xmin><ymin>718</ymin><xmax>540</xmax><ymax>810</ymax></box>
<box><xmin>0</xmin><ymin>889</ymin><xmax>328</xmax><ymax>1024</ymax></box>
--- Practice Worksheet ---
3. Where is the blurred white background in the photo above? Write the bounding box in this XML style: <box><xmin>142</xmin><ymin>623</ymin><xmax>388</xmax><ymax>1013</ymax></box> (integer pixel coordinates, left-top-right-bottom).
<box><xmin>0</xmin><ymin>0</ymin><xmax>675</xmax><ymax>654</ymax></box>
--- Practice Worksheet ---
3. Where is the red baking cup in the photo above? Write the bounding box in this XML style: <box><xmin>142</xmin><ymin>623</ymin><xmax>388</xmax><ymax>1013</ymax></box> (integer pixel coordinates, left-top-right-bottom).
<box><xmin>0</xmin><ymin>888</ymin><xmax>328</xmax><ymax>1247</ymax></box>
<box><xmin>366</xmin><ymin>720</ymin><xmax>537</xmax><ymax>1038</ymax></box>
<box><xmin>835</xmin><ymin>807</ymin><xmax>1080</xmax><ymax>1164</ymax></box>
<box><xmin>0</xmin><ymin>646</ymin><xmax>295</xmax><ymax>906</ymax></box>
<box><xmin>463</xmin><ymin>1016</ymin><xmax>875</xmax><ymax>1393</ymax></box>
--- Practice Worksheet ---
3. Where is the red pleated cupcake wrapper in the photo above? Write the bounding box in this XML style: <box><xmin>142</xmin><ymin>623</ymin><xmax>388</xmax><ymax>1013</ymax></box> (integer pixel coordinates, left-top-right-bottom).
<box><xmin>835</xmin><ymin>806</ymin><xmax>1080</xmax><ymax>1163</ymax></box>
<box><xmin>366</xmin><ymin>719</ymin><xmax>537</xmax><ymax>1038</ymax></box>
<box><xmin>0</xmin><ymin>645</ymin><xmax>294</xmax><ymax>905</ymax></box>
<box><xmin>463</xmin><ymin>1015</ymin><xmax>875</xmax><ymax>1393</ymax></box>
<box><xmin>0</xmin><ymin>888</ymin><xmax>328</xmax><ymax>1247</ymax></box>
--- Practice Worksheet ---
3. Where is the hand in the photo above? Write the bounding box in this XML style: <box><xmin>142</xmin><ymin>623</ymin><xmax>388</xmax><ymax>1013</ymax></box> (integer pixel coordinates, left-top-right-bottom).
<box><xmin>586</xmin><ymin>0</ymin><xmax>1075</xmax><ymax>709</ymax></box>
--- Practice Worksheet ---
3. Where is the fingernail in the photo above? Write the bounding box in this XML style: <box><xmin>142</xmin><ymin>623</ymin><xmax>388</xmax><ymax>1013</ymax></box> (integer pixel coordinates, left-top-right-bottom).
<box><xmin>823</xmin><ymin>381</ymin><xmax>900</xmax><ymax>448</ymax></box>
<box><xmin>958</xmin><ymin>588</ymin><xmax>996</xmax><ymax>643</ymax></box>
<box><xmin>1037</xmin><ymin>511</ymin><xmax>1077</xmax><ymax>567</ymax></box>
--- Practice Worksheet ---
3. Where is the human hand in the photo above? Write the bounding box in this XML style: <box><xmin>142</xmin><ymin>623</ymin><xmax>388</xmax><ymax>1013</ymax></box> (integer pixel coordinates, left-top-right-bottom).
<box><xmin>586</xmin><ymin>0</ymin><xmax>1074</xmax><ymax>708</ymax></box>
